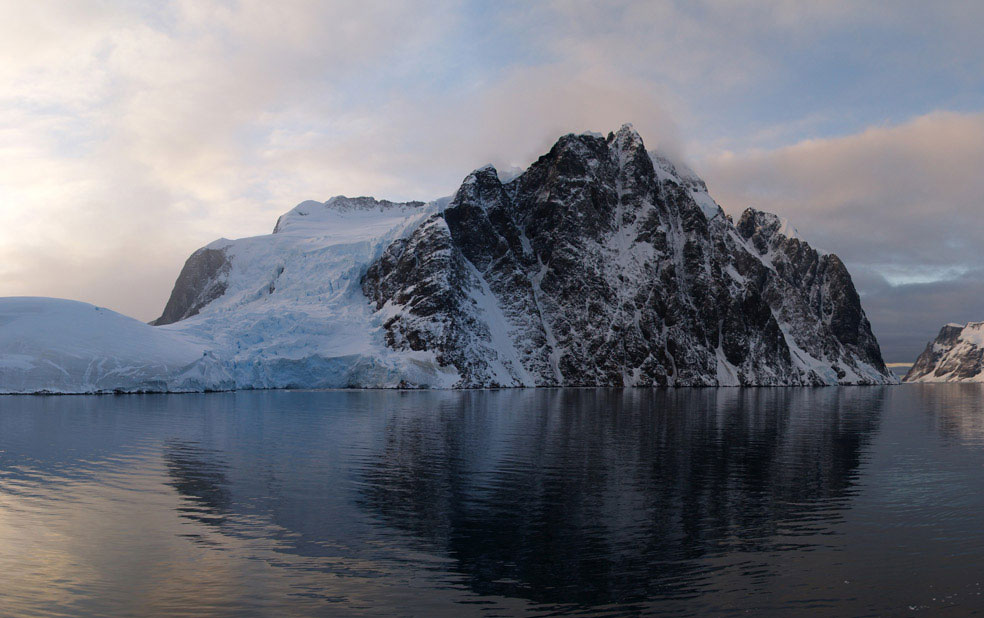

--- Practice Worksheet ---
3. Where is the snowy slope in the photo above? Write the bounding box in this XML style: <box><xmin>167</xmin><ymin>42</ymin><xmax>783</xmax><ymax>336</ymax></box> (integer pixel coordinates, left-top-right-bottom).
<box><xmin>0</xmin><ymin>298</ymin><xmax>224</xmax><ymax>393</ymax></box>
<box><xmin>1</xmin><ymin>199</ymin><xmax>460</xmax><ymax>394</ymax></box>
<box><xmin>650</xmin><ymin>149</ymin><xmax>723</xmax><ymax>220</ymax></box>
<box><xmin>904</xmin><ymin>322</ymin><xmax>984</xmax><ymax>382</ymax></box>
<box><xmin>156</xmin><ymin>196</ymin><xmax>460</xmax><ymax>390</ymax></box>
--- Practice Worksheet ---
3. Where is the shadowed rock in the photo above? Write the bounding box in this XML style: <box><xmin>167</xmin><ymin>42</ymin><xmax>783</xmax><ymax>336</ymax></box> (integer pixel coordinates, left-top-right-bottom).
<box><xmin>152</xmin><ymin>247</ymin><xmax>230</xmax><ymax>326</ymax></box>
<box><xmin>362</xmin><ymin>125</ymin><xmax>892</xmax><ymax>386</ymax></box>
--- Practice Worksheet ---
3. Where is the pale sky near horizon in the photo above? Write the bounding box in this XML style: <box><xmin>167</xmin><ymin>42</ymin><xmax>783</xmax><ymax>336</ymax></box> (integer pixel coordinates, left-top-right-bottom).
<box><xmin>2</xmin><ymin>1</ymin><xmax>983</xmax><ymax>361</ymax></box>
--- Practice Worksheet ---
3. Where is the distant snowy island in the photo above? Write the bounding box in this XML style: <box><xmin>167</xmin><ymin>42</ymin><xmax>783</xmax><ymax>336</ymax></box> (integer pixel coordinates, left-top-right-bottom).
<box><xmin>904</xmin><ymin>322</ymin><xmax>984</xmax><ymax>382</ymax></box>
<box><xmin>0</xmin><ymin>125</ymin><xmax>896</xmax><ymax>393</ymax></box>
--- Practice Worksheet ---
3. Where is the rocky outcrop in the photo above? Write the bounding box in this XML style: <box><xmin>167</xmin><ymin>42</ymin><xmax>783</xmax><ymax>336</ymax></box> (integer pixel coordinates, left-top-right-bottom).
<box><xmin>272</xmin><ymin>196</ymin><xmax>425</xmax><ymax>234</ymax></box>
<box><xmin>152</xmin><ymin>247</ymin><xmax>230</xmax><ymax>326</ymax></box>
<box><xmin>361</xmin><ymin>214</ymin><xmax>532</xmax><ymax>387</ymax></box>
<box><xmin>360</xmin><ymin>124</ymin><xmax>893</xmax><ymax>386</ymax></box>
<box><xmin>904</xmin><ymin>323</ymin><xmax>984</xmax><ymax>382</ymax></box>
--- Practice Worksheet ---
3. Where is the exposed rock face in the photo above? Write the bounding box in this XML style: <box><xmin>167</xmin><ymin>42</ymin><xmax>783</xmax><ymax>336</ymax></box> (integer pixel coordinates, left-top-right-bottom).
<box><xmin>904</xmin><ymin>323</ymin><xmax>984</xmax><ymax>382</ymax></box>
<box><xmin>143</xmin><ymin>123</ymin><xmax>893</xmax><ymax>389</ymax></box>
<box><xmin>152</xmin><ymin>247</ymin><xmax>230</xmax><ymax>326</ymax></box>
<box><xmin>360</xmin><ymin>125</ymin><xmax>893</xmax><ymax>386</ymax></box>
<box><xmin>362</xmin><ymin>215</ymin><xmax>531</xmax><ymax>387</ymax></box>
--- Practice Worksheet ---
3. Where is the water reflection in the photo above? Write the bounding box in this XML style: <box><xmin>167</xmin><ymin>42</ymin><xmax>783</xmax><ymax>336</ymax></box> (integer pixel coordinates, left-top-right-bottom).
<box><xmin>16</xmin><ymin>386</ymin><xmax>984</xmax><ymax>616</ymax></box>
<box><xmin>164</xmin><ymin>441</ymin><xmax>231</xmax><ymax>528</ymax></box>
<box><xmin>909</xmin><ymin>383</ymin><xmax>984</xmax><ymax>446</ymax></box>
<box><xmin>358</xmin><ymin>388</ymin><xmax>886</xmax><ymax>606</ymax></box>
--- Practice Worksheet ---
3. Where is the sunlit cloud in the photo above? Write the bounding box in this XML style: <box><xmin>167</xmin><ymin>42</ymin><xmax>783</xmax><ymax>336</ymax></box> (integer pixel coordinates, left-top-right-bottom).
<box><xmin>1</xmin><ymin>0</ymin><xmax>982</xmax><ymax>360</ymax></box>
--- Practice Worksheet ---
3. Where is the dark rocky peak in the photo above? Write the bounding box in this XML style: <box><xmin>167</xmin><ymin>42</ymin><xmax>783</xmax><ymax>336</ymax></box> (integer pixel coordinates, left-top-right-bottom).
<box><xmin>452</xmin><ymin>165</ymin><xmax>507</xmax><ymax>208</ymax></box>
<box><xmin>936</xmin><ymin>323</ymin><xmax>969</xmax><ymax>347</ymax></box>
<box><xmin>529</xmin><ymin>131</ymin><xmax>611</xmax><ymax>181</ymax></box>
<box><xmin>736</xmin><ymin>208</ymin><xmax>806</xmax><ymax>255</ymax></box>
<box><xmin>608</xmin><ymin>124</ymin><xmax>659</xmax><ymax>208</ymax></box>
<box><xmin>904</xmin><ymin>322</ymin><xmax>984</xmax><ymax>382</ymax></box>
<box><xmin>537</xmin><ymin>124</ymin><xmax>651</xmax><ymax>179</ymax></box>
<box><xmin>506</xmin><ymin>125</ymin><xmax>657</xmax><ymax>202</ymax></box>
<box><xmin>608</xmin><ymin>123</ymin><xmax>647</xmax><ymax>158</ymax></box>
<box><xmin>507</xmin><ymin>126</ymin><xmax>658</xmax><ymax>224</ymax></box>
<box><xmin>445</xmin><ymin>165</ymin><xmax>526</xmax><ymax>272</ymax></box>
<box><xmin>510</xmin><ymin>144</ymin><xmax>619</xmax><ymax>244</ymax></box>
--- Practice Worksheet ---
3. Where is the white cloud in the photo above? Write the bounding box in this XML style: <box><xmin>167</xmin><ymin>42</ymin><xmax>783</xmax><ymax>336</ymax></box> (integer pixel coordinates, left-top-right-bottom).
<box><xmin>1</xmin><ymin>0</ymin><xmax>983</xmax><ymax>335</ymax></box>
<box><xmin>0</xmin><ymin>1</ymin><xmax>460</xmax><ymax>320</ymax></box>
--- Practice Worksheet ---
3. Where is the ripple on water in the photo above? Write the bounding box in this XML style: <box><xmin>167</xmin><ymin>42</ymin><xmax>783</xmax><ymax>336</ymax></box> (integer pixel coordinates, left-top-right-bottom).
<box><xmin>1</xmin><ymin>386</ymin><xmax>984</xmax><ymax>615</ymax></box>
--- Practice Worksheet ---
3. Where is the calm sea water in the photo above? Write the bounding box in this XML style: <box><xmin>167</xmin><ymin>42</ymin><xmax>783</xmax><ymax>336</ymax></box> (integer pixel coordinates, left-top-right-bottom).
<box><xmin>2</xmin><ymin>386</ymin><xmax>984</xmax><ymax>616</ymax></box>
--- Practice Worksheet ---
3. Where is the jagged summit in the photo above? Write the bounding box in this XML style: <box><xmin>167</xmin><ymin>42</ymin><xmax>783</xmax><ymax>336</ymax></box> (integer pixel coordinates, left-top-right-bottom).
<box><xmin>326</xmin><ymin>195</ymin><xmax>426</xmax><ymax>211</ymax></box>
<box><xmin>738</xmin><ymin>208</ymin><xmax>807</xmax><ymax>248</ymax></box>
<box><xmin>1</xmin><ymin>124</ymin><xmax>895</xmax><ymax>393</ymax></box>
<box><xmin>611</xmin><ymin>122</ymin><xmax>645</xmax><ymax>149</ymax></box>
<box><xmin>361</xmin><ymin>124</ymin><xmax>892</xmax><ymax>387</ymax></box>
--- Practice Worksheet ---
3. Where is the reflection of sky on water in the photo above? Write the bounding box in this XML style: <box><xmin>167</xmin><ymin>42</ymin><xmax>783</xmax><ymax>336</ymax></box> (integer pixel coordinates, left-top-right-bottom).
<box><xmin>1</xmin><ymin>387</ymin><xmax>984</xmax><ymax>615</ymax></box>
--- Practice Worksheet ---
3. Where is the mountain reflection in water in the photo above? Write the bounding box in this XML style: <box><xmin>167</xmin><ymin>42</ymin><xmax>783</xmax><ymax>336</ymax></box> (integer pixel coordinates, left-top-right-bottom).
<box><xmin>357</xmin><ymin>388</ymin><xmax>883</xmax><ymax>605</ymax></box>
<box><xmin>4</xmin><ymin>386</ymin><xmax>984</xmax><ymax>616</ymax></box>
<box><xmin>164</xmin><ymin>441</ymin><xmax>232</xmax><ymax>528</ymax></box>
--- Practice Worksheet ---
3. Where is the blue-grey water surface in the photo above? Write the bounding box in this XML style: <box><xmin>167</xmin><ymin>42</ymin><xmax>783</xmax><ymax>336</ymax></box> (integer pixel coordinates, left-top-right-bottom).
<box><xmin>2</xmin><ymin>386</ymin><xmax>984</xmax><ymax>616</ymax></box>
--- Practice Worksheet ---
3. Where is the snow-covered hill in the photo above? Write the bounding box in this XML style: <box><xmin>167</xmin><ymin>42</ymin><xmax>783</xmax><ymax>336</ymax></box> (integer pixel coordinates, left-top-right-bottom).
<box><xmin>0</xmin><ymin>125</ymin><xmax>895</xmax><ymax>393</ymax></box>
<box><xmin>0</xmin><ymin>298</ymin><xmax>225</xmax><ymax>393</ymax></box>
<box><xmin>904</xmin><ymin>322</ymin><xmax>984</xmax><ymax>382</ymax></box>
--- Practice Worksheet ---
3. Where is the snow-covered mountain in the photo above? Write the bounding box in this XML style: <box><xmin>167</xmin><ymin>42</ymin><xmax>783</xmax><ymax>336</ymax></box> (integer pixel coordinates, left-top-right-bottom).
<box><xmin>904</xmin><ymin>322</ymin><xmax>984</xmax><ymax>382</ymax></box>
<box><xmin>358</xmin><ymin>126</ymin><xmax>891</xmax><ymax>387</ymax></box>
<box><xmin>0</xmin><ymin>124</ymin><xmax>894</xmax><ymax>393</ymax></box>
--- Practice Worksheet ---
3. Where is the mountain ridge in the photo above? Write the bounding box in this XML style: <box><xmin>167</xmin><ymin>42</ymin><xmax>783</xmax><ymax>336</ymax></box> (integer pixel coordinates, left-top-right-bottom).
<box><xmin>0</xmin><ymin>124</ymin><xmax>895</xmax><ymax>393</ymax></box>
<box><xmin>354</xmin><ymin>125</ymin><xmax>891</xmax><ymax>386</ymax></box>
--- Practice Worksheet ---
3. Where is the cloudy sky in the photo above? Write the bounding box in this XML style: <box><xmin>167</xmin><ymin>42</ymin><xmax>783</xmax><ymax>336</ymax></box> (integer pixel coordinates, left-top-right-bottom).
<box><xmin>2</xmin><ymin>1</ymin><xmax>983</xmax><ymax>361</ymax></box>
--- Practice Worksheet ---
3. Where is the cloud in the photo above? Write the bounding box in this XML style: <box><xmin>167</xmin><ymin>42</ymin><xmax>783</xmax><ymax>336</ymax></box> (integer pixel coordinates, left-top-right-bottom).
<box><xmin>256</xmin><ymin>63</ymin><xmax>684</xmax><ymax>201</ymax></box>
<box><xmin>0</xmin><ymin>1</ymin><xmax>688</xmax><ymax>321</ymax></box>
<box><xmin>1</xmin><ymin>0</ymin><xmax>983</xmax><ymax>339</ymax></box>
<box><xmin>0</xmin><ymin>1</ymin><xmax>461</xmax><ymax>320</ymax></box>
<box><xmin>699</xmin><ymin>111</ymin><xmax>984</xmax><ymax>360</ymax></box>
<box><xmin>850</xmin><ymin>268</ymin><xmax>984</xmax><ymax>363</ymax></box>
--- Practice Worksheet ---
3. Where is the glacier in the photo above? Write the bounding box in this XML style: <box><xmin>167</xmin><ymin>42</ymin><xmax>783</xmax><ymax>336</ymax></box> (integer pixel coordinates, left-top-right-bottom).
<box><xmin>0</xmin><ymin>297</ymin><xmax>217</xmax><ymax>394</ymax></box>
<box><xmin>0</xmin><ymin>125</ymin><xmax>896</xmax><ymax>393</ymax></box>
